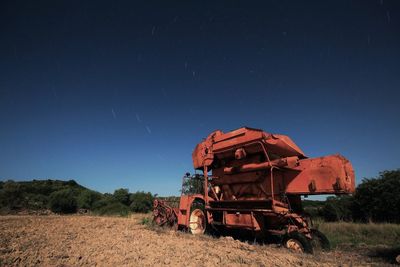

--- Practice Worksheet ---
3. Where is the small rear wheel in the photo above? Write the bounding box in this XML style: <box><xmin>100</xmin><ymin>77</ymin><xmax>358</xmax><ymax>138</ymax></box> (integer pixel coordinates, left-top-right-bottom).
<box><xmin>189</xmin><ymin>202</ymin><xmax>207</xmax><ymax>235</ymax></box>
<box><xmin>311</xmin><ymin>229</ymin><xmax>330</xmax><ymax>251</ymax></box>
<box><xmin>283</xmin><ymin>232</ymin><xmax>313</xmax><ymax>254</ymax></box>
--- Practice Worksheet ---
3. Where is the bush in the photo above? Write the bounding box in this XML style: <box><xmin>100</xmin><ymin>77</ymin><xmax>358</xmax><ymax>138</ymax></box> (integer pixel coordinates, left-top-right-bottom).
<box><xmin>181</xmin><ymin>175</ymin><xmax>204</xmax><ymax>195</ymax></box>
<box><xmin>77</xmin><ymin>190</ymin><xmax>102</xmax><ymax>210</ymax></box>
<box><xmin>353</xmin><ymin>170</ymin><xmax>400</xmax><ymax>223</ymax></box>
<box><xmin>25</xmin><ymin>193</ymin><xmax>48</xmax><ymax>210</ymax></box>
<box><xmin>322</xmin><ymin>195</ymin><xmax>353</xmax><ymax>222</ymax></box>
<box><xmin>49</xmin><ymin>189</ymin><xmax>78</xmax><ymax>214</ymax></box>
<box><xmin>318</xmin><ymin>169</ymin><xmax>400</xmax><ymax>223</ymax></box>
<box><xmin>113</xmin><ymin>188</ymin><xmax>130</xmax><ymax>206</ymax></box>
<box><xmin>130</xmin><ymin>191</ymin><xmax>154</xmax><ymax>213</ymax></box>
<box><xmin>302</xmin><ymin>199</ymin><xmax>324</xmax><ymax>219</ymax></box>
<box><xmin>0</xmin><ymin>180</ymin><xmax>23</xmax><ymax>209</ymax></box>
<box><xmin>94</xmin><ymin>202</ymin><xmax>129</xmax><ymax>216</ymax></box>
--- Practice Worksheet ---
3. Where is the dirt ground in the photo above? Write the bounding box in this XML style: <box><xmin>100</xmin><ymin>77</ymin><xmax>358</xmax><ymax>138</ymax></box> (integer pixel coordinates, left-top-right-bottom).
<box><xmin>0</xmin><ymin>215</ymin><xmax>395</xmax><ymax>266</ymax></box>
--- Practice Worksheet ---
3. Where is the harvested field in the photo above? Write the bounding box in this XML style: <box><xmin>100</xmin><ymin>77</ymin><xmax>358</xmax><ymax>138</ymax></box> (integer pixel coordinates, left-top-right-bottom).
<box><xmin>0</xmin><ymin>215</ymin><xmax>396</xmax><ymax>266</ymax></box>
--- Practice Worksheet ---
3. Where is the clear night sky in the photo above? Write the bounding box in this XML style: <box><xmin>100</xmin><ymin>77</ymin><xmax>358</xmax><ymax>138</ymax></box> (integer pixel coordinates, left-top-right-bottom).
<box><xmin>1</xmin><ymin>1</ymin><xmax>399</xmax><ymax>196</ymax></box>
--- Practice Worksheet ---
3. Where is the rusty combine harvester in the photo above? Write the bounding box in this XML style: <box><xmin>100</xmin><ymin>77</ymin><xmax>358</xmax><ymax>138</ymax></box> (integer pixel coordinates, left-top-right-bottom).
<box><xmin>153</xmin><ymin>127</ymin><xmax>355</xmax><ymax>253</ymax></box>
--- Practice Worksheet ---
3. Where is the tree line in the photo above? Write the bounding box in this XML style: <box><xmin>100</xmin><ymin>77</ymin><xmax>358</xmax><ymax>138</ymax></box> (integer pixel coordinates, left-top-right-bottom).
<box><xmin>1</xmin><ymin>169</ymin><xmax>399</xmax><ymax>221</ymax></box>
<box><xmin>303</xmin><ymin>169</ymin><xmax>400</xmax><ymax>223</ymax></box>
<box><xmin>0</xmin><ymin>179</ymin><xmax>154</xmax><ymax>216</ymax></box>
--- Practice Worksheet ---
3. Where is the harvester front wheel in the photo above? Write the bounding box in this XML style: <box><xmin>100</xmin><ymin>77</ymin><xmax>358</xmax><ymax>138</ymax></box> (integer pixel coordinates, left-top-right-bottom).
<box><xmin>189</xmin><ymin>202</ymin><xmax>207</xmax><ymax>235</ymax></box>
<box><xmin>283</xmin><ymin>232</ymin><xmax>313</xmax><ymax>254</ymax></box>
<box><xmin>310</xmin><ymin>229</ymin><xmax>330</xmax><ymax>251</ymax></box>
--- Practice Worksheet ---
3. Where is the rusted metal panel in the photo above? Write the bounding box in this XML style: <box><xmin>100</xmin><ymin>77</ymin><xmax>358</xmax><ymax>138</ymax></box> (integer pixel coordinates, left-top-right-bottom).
<box><xmin>224</xmin><ymin>212</ymin><xmax>261</xmax><ymax>230</ymax></box>
<box><xmin>192</xmin><ymin>127</ymin><xmax>310</xmax><ymax>170</ymax></box>
<box><xmin>177</xmin><ymin>195</ymin><xmax>190</xmax><ymax>226</ymax></box>
<box><xmin>154</xmin><ymin>126</ymin><xmax>355</xmax><ymax>251</ymax></box>
<box><xmin>284</xmin><ymin>154</ymin><xmax>355</xmax><ymax>194</ymax></box>
<box><xmin>223</xmin><ymin>156</ymin><xmax>299</xmax><ymax>174</ymax></box>
<box><xmin>177</xmin><ymin>194</ymin><xmax>205</xmax><ymax>227</ymax></box>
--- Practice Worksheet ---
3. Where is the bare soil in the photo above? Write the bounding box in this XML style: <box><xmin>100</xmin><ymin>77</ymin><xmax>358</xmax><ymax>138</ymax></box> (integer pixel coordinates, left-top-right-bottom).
<box><xmin>0</xmin><ymin>215</ymin><xmax>394</xmax><ymax>266</ymax></box>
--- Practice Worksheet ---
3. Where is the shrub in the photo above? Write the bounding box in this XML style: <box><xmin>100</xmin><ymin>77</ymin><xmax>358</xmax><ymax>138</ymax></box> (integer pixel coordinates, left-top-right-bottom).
<box><xmin>0</xmin><ymin>180</ymin><xmax>24</xmax><ymax>209</ymax></box>
<box><xmin>95</xmin><ymin>202</ymin><xmax>129</xmax><ymax>216</ymax></box>
<box><xmin>353</xmin><ymin>170</ymin><xmax>400</xmax><ymax>223</ymax></box>
<box><xmin>25</xmin><ymin>193</ymin><xmax>48</xmax><ymax>210</ymax></box>
<box><xmin>130</xmin><ymin>191</ymin><xmax>154</xmax><ymax>213</ymax></box>
<box><xmin>181</xmin><ymin>175</ymin><xmax>204</xmax><ymax>195</ymax></box>
<box><xmin>113</xmin><ymin>188</ymin><xmax>130</xmax><ymax>206</ymax></box>
<box><xmin>322</xmin><ymin>195</ymin><xmax>353</xmax><ymax>222</ymax></box>
<box><xmin>140</xmin><ymin>216</ymin><xmax>152</xmax><ymax>225</ymax></box>
<box><xmin>49</xmin><ymin>189</ymin><xmax>78</xmax><ymax>214</ymax></box>
<box><xmin>77</xmin><ymin>190</ymin><xmax>102</xmax><ymax>210</ymax></box>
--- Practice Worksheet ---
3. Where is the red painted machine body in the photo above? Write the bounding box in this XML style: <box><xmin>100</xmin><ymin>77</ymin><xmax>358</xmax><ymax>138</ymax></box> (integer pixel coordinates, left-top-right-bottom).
<box><xmin>154</xmin><ymin>127</ymin><xmax>355</xmax><ymax>242</ymax></box>
<box><xmin>193</xmin><ymin>127</ymin><xmax>354</xmax><ymax>200</ymax></box>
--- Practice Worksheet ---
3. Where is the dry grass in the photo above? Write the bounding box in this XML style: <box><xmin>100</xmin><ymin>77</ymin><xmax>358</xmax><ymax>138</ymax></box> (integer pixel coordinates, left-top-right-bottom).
<box><xmin>314</xmin><ymin>221</ymin><xmax>400</xmax><ymax>249</ymax></box>
<box><xmin>313</xmin><ymin>220</ymin><xmax>400</xmax><ymax>265</ymax></box>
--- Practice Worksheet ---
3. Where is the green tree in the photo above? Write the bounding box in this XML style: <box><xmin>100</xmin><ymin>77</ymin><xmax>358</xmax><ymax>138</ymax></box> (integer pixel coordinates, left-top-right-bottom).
<box><xmin>25</xmin><ymin>193</ymin><xmax>48</xmax><ymax>210</ymax></box>
<box><xmin>0</xmin><ymin>180</ymin><xmax>24</xmax><ymax>209</ymax></box>
<box><xmin>129</xmin><ymin>191</ymin><xmax>154</xmax><ymax>213</ymax></box>
<box><xmin>49</xmin><ymin>189</ymin><xmax>78</xmax><ymax>214</ymax></box>
<box><xmin>77</xmin><ymin>190</ymin><xmax>102</xmax><ymax>209</ymax></box>
<box><xmin>181</xmin><ymin>175</ymin><xmax>204</xmax><ymax>195</ymax></box>
<box><xmin>113</xmin><ymin>188</ymin><xmax>130</xmax><ymax>206</ymax></box>
<box><xmin>353</xmin><ymin>170</ymin><xmax>400</xmax><ymax>223</ymax></box>
<box><xmin>321</xmin><ymin>195</ymin><xmax>353</xmax><ymax>222</ymax></box>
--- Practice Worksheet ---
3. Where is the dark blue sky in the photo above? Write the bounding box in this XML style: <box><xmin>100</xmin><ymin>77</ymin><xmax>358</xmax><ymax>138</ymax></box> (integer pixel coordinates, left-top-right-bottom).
<box><xmin>1</xmin><ymin>1</ymin><xmax>399</xmax><ymax>196</ymax></box>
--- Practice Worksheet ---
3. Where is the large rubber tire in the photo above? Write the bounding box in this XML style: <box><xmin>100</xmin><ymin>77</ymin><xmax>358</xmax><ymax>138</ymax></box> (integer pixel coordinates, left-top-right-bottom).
<box><xmin>311</xmin><ymin>229</ymin><xmax>330</xmax><ymax>251</ymax></box>
<box><xmin>189</xmin><ymin>201</ymin><xmax>207</xmax><ymax>235</ymax></box>
<box><xmin>283</xmin><ymin>232</ymin><xmax>314</xmax><ymax>254</ymax></box>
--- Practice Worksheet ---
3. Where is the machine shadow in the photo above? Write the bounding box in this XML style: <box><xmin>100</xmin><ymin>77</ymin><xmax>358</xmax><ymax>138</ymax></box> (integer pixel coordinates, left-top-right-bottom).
<box><xmin>366</xmin><ymin>246</ymin><xmax>400</xmax><ymax>264</ymax></box>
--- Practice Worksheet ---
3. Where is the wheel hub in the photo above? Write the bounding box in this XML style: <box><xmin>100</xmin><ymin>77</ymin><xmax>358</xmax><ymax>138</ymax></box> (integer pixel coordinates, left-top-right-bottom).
<box><xmin>189</xmin><ymin>209</ymin><xmax>205</xmax><ymax>234</ymax></box>
<box><xmin>286</xmin><ymin>239</ymin><xmax>304</xmax><ymax>253</ymax></box>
